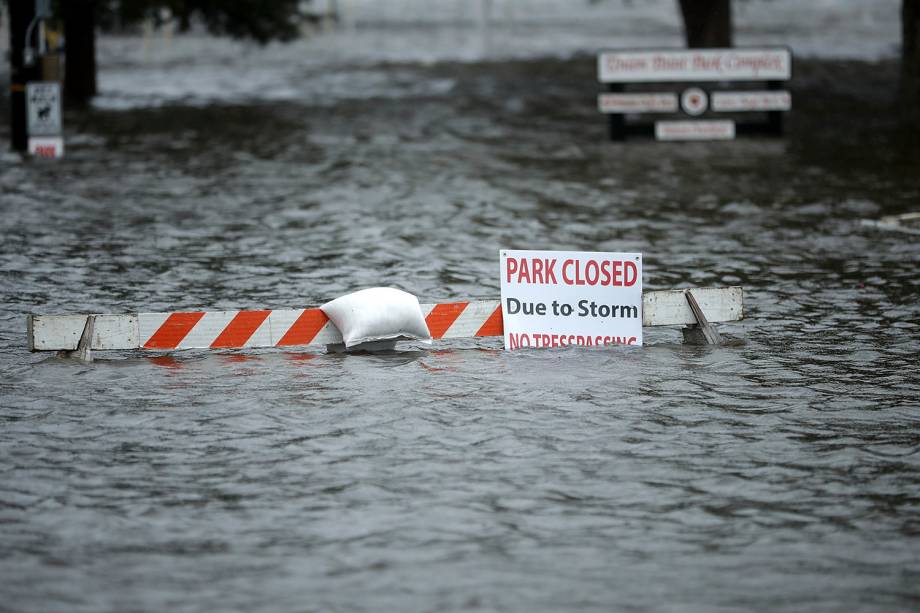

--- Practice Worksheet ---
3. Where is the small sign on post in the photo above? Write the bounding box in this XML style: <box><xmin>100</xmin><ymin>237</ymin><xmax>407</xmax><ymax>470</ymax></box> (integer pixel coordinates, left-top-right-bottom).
<box><xmin>597</xmin><ymin>47</ymin><xmax>792</xmax><ymax>141</ymax></box>
<box><xmin>26</xmin><ymin>81</ymin><xmax>64</xmax><ymax>158</ymax></box>
<box><xmin>499</xmin><ymin>250</ymin><xmax>643</xmax><ymax>350</ymax></box>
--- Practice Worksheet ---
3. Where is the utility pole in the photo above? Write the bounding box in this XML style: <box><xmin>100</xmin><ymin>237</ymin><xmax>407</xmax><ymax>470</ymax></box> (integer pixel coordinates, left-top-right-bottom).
<box><xmin>678</xmin><ymin>0</ymin><xmax>732</xmax><ymax>48</ymax></box>
<box><xmin>8</xmin><ymin>0</ymin><xmax>37</xmax><ymax>151</ymax></box>
<box><xmin>63</xmin><ymin>0</ymin><xmax>97</xmax><ymax>105</ymax></box>
<box><xmin>904</xmin><ymin>0</ymin><xmax>920</xmax><ymax>126</ymax></box>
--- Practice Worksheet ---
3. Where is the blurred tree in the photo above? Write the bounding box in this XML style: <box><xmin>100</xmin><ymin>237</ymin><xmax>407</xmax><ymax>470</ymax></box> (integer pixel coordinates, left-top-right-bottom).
<box><xmin>904</xmin><ymin>0</ymin><xmax>920</xmax><ymax>125</ymax></box>
<box><xmin>678</xmin><ymin>0</ymin><xmax>732</xmax><ymax>48</ymax></box>
<box><xmin>64</xmin><ymin>0</ymin><xmax>97</xmax><ymax>105</ymax></box>
<box><xmin>63</xmin><ymin>0</ymin><xmax>303</xmax><ymax>105</ymax></box>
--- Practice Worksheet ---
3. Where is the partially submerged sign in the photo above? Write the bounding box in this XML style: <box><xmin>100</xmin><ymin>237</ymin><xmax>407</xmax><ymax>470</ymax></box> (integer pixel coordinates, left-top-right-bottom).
<box><xmin>28</xmin><ymin>136</ymin><xmax>64</xmax><ymax>158</ymax></box>
<box><xmin>596</xmin><ymin>47</ymin><xmax>792</xmax><ymax>141</ymax></box>
<box><xmin>26</xmin><ymin>81</ymin><xmax>63</xmax><ymax>158</ymax></box>
<box><xmin>500</xmin><ymin>250</ymin><xmax>643</xmax><ymax>350</ymax></box>
<box><xmin>27</xmin><ymin>287</ymin><xmax>743</xmax><ymax>361</ymax></box>
<box><xmin>656</xmin><ymin>120</ymin><xmax>735</xmax><ymax>141</ymax></box>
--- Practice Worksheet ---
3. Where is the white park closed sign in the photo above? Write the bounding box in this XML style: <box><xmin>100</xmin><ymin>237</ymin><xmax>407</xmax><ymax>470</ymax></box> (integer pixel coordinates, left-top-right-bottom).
<box><xmin>500</xmin><ymin>250</ymin><xmax>643</xmax><ymax>350</ymax></box>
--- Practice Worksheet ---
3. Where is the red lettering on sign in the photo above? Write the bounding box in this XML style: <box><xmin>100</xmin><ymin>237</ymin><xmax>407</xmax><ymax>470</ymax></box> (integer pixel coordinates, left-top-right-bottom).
<box><xmin>624</xmin><ymin>260</ymin><xmax>638</xmax><ymax>287</ymax></box>
<box><xmin>559</xmin><ymin>259</ymin><xmax>638</xmax><ymax>287</ymax></box>
<box><xmin>507</xmin><ymin>257</ymin><xmax>559</xmax><ymax>285</ymax></box>
<box><xmin>611</xmin><ymin>260</ymin><xmax>622</xmax><ymax>286</ymax></box>
<box><xmin>508</xmin><ymin>332</ymin><xmax>531</xmax><ymax>350</ymax></box>
<box><xmin>543</xmin><ymin>259</ymin><xmax>557</xmax><ymax>284</ymax></box>
<box><xmin>562</xmin><ymin>259</ymin><xmax>574</xmax><ymax>285</ymax></box>
<box><xmin>531</xmin><ymin>258</ymin><xmax>544</xmax><ymax>283</ymax></box>
<box><xmin>525</xmin><ymin>333</ymin><xmax>639</xmax><ymax>348</ymax></box>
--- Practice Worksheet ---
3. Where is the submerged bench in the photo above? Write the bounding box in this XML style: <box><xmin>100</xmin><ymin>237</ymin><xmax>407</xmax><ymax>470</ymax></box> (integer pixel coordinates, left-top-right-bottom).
<box><xmin>28</xmin><ymin>287</ymin><xmax>743</xmax><ymax>362</ymax></box>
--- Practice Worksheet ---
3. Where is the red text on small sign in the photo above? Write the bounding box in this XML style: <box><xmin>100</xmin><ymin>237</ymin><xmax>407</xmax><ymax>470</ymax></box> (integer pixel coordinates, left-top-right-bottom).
<box><xmin>507</xmin><ymin>332</ymin><xmax>638</xmax><ymax>349</ymax></box>
<box><xmin>506</xmin><ymin>257</ymin><xmax>638</xmax><ymax>287</ymax></box>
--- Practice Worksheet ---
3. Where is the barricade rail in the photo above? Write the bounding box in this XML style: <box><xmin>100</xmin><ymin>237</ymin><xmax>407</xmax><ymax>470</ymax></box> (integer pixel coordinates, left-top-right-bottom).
<box><xmin>28</xmin><ymin>287</ymin><xmax>742</xmax><ymax>356</ymax></box>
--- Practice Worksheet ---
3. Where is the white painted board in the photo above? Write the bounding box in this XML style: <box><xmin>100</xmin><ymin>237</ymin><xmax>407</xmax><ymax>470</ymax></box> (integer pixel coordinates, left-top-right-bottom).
<box><xmin>598</xmin><ymin>48</ymin><xmax>792</xmax><ymax>83</ymax></box>
<box><xmin>711</xmin><ymin>90</ymin><xmax>791</xmax><ymax>112</ymax></box>
<box><xmin>655</xmin><ymin>120</ymin><xmax>735</xmax><ymax>141</ymax></box>
<box><xmin>28</xmin><ymin>136</ymin><xmax>64</xmax><ymax>158</ymax></box>
<box><xmin>641</xmin><ymin>287</ymin><xmax>742</xmax><ymax>327</ymax></box>
<box><xmin>598</xmin><ymin>92</ymin><xmax>678</xmax><ymax>114</ymax></box>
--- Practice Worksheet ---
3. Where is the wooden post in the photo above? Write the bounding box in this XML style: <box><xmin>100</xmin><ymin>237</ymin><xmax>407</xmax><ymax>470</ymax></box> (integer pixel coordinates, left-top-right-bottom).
<box><xmin>63</xmin><ymin>0</ymin><xmax>97</xmax><ymax>106</ymax></box>
<box><xmin>8</xmin><ymin>0</ymin><xmax>37</xmax><ymax>151</ymax></box>
<box><xmin>903</xmin><ymin>0</ymin><xmax>920</xmax><ymax>125</ymax></box>
<box><xmin>678</xmin><ymin>0</ymin><xmax>732</xmax><ymax>48</ymax></box>
<box><xmin>607</xmin><ymin>83</ymin><xmax>626</xmax><ymax>141</ymax></box>
<box><xmin>73</xmin><ymin>316</ymin><xmax>96</xmax><ymax>363</ymax></box>
<box><xmin>682</xmin><ymin>289</ymin><xmax>723</xmax><ymax>345</ymax></box>
<box><xmin>766</xmin><ymin>80</ymin><xmax>784</xmax><ymax>136</ymax></box>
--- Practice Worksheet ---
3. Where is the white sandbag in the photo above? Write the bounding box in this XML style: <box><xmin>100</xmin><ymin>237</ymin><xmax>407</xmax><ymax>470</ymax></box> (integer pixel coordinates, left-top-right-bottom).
<box><xmin>320</xmin><ymin>287</ymin><xmax>432</xmax><ymax>349</ymax></box>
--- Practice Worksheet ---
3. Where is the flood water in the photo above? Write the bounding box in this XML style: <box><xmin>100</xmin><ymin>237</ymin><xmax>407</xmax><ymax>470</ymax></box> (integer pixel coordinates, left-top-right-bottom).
<box><xmin>2</xmin><ymin>10</ymin><xmax>920</xmax><ymax>613</ymax></box>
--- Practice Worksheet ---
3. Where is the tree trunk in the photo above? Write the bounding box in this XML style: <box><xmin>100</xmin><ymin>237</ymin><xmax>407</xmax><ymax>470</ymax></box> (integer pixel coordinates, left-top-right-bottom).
<box><xmin>678</xmin><ymin>0</ymin><xmax>732</xmax><ymax>48</ymax></box>
<box><xmin>64</xmin><ymin>0</ymin><xmax>97</xmax><ymax>106</ymax></box>
<box><xmin>903</xmin><ymin>0</ymin><xmax>920</xmax><ymax>125</ymax></box>
<box><xmin>8</xmin><ymin>0</ymin><xmax>38</xmax><ymax>151</ymax></box>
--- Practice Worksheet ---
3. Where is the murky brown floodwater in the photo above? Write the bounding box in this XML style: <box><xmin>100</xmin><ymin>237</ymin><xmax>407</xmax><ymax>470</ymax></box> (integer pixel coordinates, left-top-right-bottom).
<box><xmin>1</xmin><ymin>28</ymin><xmax>919</xmax><ymax>613</ymax></box>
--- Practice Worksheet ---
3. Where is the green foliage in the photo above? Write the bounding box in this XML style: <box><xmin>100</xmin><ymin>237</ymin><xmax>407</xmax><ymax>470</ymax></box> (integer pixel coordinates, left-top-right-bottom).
<box><xmin>98</xmin><ymin>0</ymin><xmax>304</xmax><ymax>44</ymax></box>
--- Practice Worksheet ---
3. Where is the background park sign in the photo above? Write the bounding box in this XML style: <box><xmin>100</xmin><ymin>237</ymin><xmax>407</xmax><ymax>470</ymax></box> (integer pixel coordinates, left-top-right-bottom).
<box><xmin>597</xmin><ymin>47</ymin><xmax>792</xmax><ymax>141</ymax></box>
<box><xmin>26</xmin><ymin>81</ymin><xmax>64</xmax><ymax>158</ymax></box>
<box><xmin>500</xmin><ymin>250</ymin><xmax>643</xmax><ymax>350</ymax></box>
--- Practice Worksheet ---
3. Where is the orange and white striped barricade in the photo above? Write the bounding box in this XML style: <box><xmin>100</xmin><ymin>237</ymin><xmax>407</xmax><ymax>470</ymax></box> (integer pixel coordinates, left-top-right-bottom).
<box><xmin>28</xmin><ymin>287</ymin><xmax>742</xmax><ymax>361</ymax></box>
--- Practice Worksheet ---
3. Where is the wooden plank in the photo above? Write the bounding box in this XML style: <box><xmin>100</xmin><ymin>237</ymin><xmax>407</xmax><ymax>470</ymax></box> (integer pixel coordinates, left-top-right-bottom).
<box><xmin>684</xmin><ymin>290</ymin><xmax>723</xmax><ymax>345</ymax></box>
<box><xmin>71</xmin><ymin>316</ymin><xmax>95</xmax><ymax>362</ymax></box>
<box><xmin>28</xmin><ymin>288</ymin><xmax>743</xmax><ymax>352</ymax></box>
<box><xmin>94</xmin><ymin>314</ymin><xmax>139</xmax><ymax>350</ymax></box>
<box><xmin>641</xmin><ymin>287</ymin><xmax>742</xmax><ymax>327</ymax></box>
<box><xmin>29</xmin><ymin>314</ymin><xmax>88</xmax><ymax>351</ymax></box>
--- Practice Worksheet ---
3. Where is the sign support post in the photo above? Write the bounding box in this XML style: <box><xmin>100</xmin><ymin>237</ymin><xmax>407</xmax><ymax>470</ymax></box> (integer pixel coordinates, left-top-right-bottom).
<box><xmin>607</xmin><ymin>83</ymin><xmax>626</xmax><ymax>142</ymax></box>
<box><xmin>682</xmin><ymin>289</ymin><xmax>723</xmax><ymax>345</ymax></box>
<box><xmin>8</xmin><ymin>0</ymin><xmax>38</xmax><ymax>152</ymax></box>
<box><xmin>766</xmin><ymin>79</ymin><xmax>784</xmax><ymax>136</ymax></box>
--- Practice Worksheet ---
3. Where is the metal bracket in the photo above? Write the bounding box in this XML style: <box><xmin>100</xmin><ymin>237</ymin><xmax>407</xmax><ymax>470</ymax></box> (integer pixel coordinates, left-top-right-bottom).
<box><xmin>682</xmin><ymin>290</ymin><xmax>723</xmax><ymax>345</ymax></box>
<box><xmin>59</xmin><ymin>315</ymin><xmax>95</xmax><ymax>362</ymax></box>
